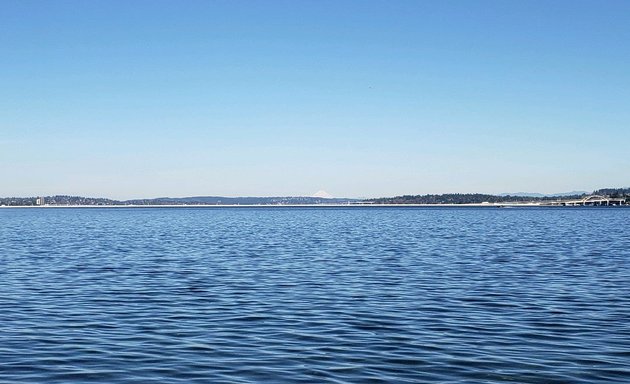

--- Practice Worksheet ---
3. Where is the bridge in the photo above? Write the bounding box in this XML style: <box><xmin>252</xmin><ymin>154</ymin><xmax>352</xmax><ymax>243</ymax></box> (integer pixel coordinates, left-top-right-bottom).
<box><xmin>548</xmin><ymin>195</ymin><xmax>627</xmax><ymax>206</ymax></box>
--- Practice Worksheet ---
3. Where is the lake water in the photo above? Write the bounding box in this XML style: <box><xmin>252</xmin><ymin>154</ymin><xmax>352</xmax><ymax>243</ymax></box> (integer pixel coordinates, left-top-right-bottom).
<box><xmin>1</xmin><ymin>207</ymin><xmax>629</xmax><ymax>383</ymax></box>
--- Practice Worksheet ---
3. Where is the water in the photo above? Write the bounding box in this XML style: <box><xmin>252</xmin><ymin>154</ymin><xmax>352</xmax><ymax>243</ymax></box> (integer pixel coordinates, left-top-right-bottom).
<box><xmin>1</xmin><ymin>207</ymin><xmax>629</xmax><ymax>383</ymax></box>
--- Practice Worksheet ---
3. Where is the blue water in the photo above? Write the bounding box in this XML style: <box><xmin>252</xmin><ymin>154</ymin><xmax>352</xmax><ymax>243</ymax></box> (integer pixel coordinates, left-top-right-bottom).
<box><xmin>1</xmin><ymin>207</ymin><xmax>629</xmax><ymax>383</ymax></box>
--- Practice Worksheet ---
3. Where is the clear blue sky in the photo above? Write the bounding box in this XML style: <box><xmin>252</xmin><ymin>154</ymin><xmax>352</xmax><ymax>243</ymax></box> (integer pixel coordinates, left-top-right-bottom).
<box><xmin>2</xmin><ymin>0</ymin><xmax>629</xmax><ymax>199</ymax></box>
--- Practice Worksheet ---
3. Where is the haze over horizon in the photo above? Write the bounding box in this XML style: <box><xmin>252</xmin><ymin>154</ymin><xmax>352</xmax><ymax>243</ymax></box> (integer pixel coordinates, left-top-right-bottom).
<box><xmin>2</xmin><ymin>1</ymin><xmax>629</xmax><ymax>199</ymax></box>
<box><xmin>1</xmin><ymin>188</ymin><xmax>621</xmax><ymax>202</ymax></box>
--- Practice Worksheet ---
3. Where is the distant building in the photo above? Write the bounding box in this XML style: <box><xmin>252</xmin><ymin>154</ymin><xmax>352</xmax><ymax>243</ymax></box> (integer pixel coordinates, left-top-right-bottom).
<box><xmin>36</xmin><ymin>197</ymin><xmax>45</xmax><ymax>206</ymax></box>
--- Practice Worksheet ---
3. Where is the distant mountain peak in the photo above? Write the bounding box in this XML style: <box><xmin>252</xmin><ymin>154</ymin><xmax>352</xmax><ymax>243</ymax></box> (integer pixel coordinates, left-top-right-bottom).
<box><xmin>312</xmin><ymin>190</ymin><xmax>333</xmax><ymax>199</ymax></box>
<box><xmin>498</xmin><ymin>192</ymin><xmax>546</xmax><ymax>197</ymax></box>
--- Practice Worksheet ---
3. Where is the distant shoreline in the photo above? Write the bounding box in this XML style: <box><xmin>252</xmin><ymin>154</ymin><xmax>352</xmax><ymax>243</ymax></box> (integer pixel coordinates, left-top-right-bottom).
<box><xmin>4</xmin><ymin>189</ymin><xmax>627</xmax><ymax>207</ymax></box>
<box><xmin>0</xmin><ymin>203</ymin><xmax>570</xmax><ymax>208</ymax></box>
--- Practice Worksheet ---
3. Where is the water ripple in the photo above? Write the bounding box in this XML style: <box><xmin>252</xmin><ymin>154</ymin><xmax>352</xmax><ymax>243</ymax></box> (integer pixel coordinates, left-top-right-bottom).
<box><xmin>1</xmin><ymin>207</ymin><xmax>629</xmax><ymax>383</ymax></box>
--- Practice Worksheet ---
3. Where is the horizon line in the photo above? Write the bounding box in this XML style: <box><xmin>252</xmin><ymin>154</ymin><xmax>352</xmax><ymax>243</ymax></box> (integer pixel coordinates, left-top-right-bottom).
<box><xmin>3</xmin><ymin>187</ymin><xmax>629</xmax><ymax>201</ymax></box>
